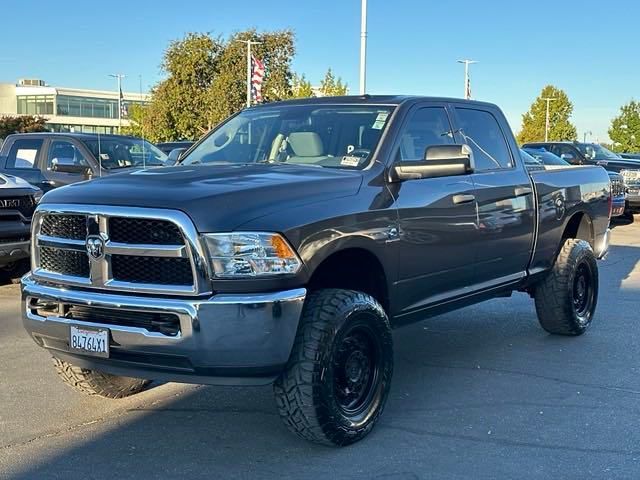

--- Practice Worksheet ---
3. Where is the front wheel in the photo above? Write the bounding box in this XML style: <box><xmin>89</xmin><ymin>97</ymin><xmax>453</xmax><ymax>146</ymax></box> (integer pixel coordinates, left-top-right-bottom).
<box><xmin>273</xmin><ymin>289</ymin><xmax>393</xmax><ymax>446</ymax></box>
<box><xmin>533</xmin><ymin>239</ymin><xmax>599</xmax><ymax>335</ymax></box>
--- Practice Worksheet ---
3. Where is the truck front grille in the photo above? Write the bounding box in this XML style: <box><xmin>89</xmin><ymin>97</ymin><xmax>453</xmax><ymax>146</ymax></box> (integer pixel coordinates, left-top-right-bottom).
<box><xmin>40</xmin><ymin>246</ymin><xmax>90</xmax><ymax>277</ymax></box>
<box><xmin>111</xmin><ymin>255</ymin><xmax>193</xmax><ymax>285</ymax></box>
<box><xmin>32</xmin><ymin>206</ymin><xmax>208</xmax><ymax>296</ymax></box>
<box><xmin>108</xmin><ymin>217</ymin><xmax>184</xmax><ymax>245</ymax></box>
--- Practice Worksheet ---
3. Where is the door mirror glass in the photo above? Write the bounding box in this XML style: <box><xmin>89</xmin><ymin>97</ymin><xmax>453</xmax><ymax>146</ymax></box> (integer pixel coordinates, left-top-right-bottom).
<box><xmin>51</xmin><ymin>159</ymin><xmax>91</xmax><ymax>175</ymax></box>
<box><xmin>168</xmin><ymin>147</ymin><xmax>187</xmax><ymax>164</ymax></box>
<box><xmin>391</xmin><ymin>144</ymin><xmax>475</xmax><ymax>181</ymax></box>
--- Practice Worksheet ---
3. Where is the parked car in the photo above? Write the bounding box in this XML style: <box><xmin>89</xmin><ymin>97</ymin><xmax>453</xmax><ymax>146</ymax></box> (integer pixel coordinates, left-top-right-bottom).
<box><xmin>156</xmin><ymin>141</ymin><xmax>194</xmax><ymax>155</ymax></box>
<box><xmin>620</xmin><ymin>153</ymin><xmax>640</xmax><ymax>160</ymax></box>
<box><xmin>0</xmin><ymin>174</ymin><xmax>41</xmax><ymax>282</ymax></box>
<box><xmin>0</xmin><ymin>133</ymin><xmax>169</xmax><ymax>191</ymax></box>
<box><xmin>523</xmin><ymin>141</ymin><xmax>640</xmax><ymax>217</ymax></box>
<box><xmin>23</xmin><ymin>96</ymin><xmax>611</xmax><ymax>446</ymax></box>
<box><xmin>520</xmin><ymin>147</ymin><xmax>625</xmax><ymax>217</ymax></box>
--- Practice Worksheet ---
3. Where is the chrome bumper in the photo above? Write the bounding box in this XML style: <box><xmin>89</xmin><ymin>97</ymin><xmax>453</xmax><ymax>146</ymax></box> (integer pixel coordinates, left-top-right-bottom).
<box><xmin>21</xmin><ymin>274</ymin><xmax>306</xmax><ymax>385</ymax></box>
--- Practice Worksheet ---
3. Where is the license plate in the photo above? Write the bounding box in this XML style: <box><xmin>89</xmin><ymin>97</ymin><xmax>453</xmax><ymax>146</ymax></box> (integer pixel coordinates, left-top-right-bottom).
<box><xmin>69</xmin><ymin>326</ymin><xmax>109</xmax><ymax>358</ymax></box>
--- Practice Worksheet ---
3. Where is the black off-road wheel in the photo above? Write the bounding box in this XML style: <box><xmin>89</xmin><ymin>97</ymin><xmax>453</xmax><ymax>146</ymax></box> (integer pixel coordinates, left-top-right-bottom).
<box><xmin>274</xmin><ymin>289</ymin><xmax>393</xmax><ymax>446</ymax></box>
<box><xmin>53</xmin><ymin>357</ymin><xmax>151</xmax><ymax>399</ymax></box>
<box><xmin>534</xmin><ymin>239</ymin><xmax>599</xmax><ymax>336</ymax></box>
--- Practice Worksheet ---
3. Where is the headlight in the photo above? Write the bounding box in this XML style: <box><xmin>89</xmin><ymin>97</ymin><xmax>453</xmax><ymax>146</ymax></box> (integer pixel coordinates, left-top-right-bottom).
<box><xmin>33</xmin><ymin>190</ymin><xmax>43</xmax><ymax>204</ymax></box>
<box><xmin>202</xmin><ymin>232</ymin><xmax>302</xmax><ymax>278</ymax></box>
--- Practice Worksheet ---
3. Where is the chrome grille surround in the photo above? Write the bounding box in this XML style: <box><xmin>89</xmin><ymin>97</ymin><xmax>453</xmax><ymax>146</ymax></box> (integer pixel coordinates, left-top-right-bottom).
<box><xmin>31</xmin><ymin>204</ymin><xmax>211</xmax><ymax>296</ymax></box>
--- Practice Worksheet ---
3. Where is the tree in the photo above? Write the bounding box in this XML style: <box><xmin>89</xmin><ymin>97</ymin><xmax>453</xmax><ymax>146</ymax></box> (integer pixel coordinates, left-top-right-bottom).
<box><xmin>141</xmin><ymin>30</ymin><xmax>295</xmax><ymax>142</ymax></box>
<box><xmin>291</xmin><ymin>73</ymin><xmax>315</xmax><ymax>98</ymax></box>
<box><xmin>318</xmin><ymin>68</ymin><xmax>348</xmax><ymax>97</ymax></box>
<box><xmin>608</xmin><ymin>100</ymin><xmax>640</xmax><ymax>153</ymax></box>
<box><xmin>517</xmin><ymin>85</ymin><xmax>577</xmax><ymax>144</ymax></box>
<box><xmin>0</xmin><ymin>115</ymin><xmax>48</xmax><ymax>139</ymax></box>
<box><xmin>121</xmin><ymin>103</ymin><xmax>147</xmax><ymax>138</ymax></box>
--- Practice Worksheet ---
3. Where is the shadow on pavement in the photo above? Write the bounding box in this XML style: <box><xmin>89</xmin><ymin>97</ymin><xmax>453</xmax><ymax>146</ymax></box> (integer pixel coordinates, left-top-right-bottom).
<box><xmin>8</xmin><ymin>243</ymin><xmax>640</xmax><ymax>480</ymax></box>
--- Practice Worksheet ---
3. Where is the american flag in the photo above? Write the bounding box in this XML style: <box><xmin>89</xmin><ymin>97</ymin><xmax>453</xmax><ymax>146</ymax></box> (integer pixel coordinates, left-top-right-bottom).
<box><xmin>251</xmin><ymin>55</ymin><xmax>265</xmax><ymax>103</ymax></box>
<box><xmin>119</xmin><ymin>87</ymin><xmax>128</xmax><ymax>118</ymax></box>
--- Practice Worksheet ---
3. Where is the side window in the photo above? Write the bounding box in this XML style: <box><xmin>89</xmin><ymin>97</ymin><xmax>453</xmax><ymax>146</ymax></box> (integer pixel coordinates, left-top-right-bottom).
<box><xmin>397</xmin><ymin>107</ymin><xmax>454</xmax><ymax>161</ymax></box>
<box><xmin>6</xmin><ymin>139</ymin><xmax>43</xmax><ymax>169</ymax></box>
<box><xmin>554</xmin><ymin>145</ymin><xmax>578</xmax><ymax>163</ymax></box>
<box><xmin>455</xmin><ymin>108</ymin><xmax>513</xmax><ymax>171</ymax></box>
<box><xmin>46</xmin><ymin>141</ymin><xmax>89</xmax><ymax>170</ymax></box>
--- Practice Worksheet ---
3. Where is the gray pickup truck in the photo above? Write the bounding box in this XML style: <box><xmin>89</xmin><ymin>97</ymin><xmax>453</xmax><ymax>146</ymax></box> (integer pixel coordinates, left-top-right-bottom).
<box><xmin>22</xmin><ymin>96</ymin><xmax>611</xmax><ymax>446</ymax></box>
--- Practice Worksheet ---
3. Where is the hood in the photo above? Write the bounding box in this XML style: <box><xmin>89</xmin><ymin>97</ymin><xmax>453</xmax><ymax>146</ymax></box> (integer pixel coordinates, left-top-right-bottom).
<box><xmin>599</xmin><ymin>158</ymin><xmax>640</xmax><ymax>170</ymax></box>
<box><xmin>41</xmin><ymin>163</ymin><xmax>363</xmax><ymax>231</ymax></box>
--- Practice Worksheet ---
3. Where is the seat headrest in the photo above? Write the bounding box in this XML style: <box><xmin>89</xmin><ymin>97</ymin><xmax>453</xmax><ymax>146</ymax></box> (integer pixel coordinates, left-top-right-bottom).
<box><xmin>288</xmin><ymin>132</ymin><xmax>324</xmax><ymax>157</ymax></box>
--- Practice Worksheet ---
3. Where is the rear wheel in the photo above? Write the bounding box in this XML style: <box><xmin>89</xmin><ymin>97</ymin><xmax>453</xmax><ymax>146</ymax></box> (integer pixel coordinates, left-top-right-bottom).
<box><xmin>273</xmin><ymin>289</ymin><xmax>393</xmax><ymax>446</ymax></box>
<box><xmin>533</xmin><ymin>239</ymin><xmax>598</xmax><ymax>335</ymax></box>
<box><xmin>53</xmin><ymin>357</ymin><xmax>151</xmax><ymax>399</ymax></box>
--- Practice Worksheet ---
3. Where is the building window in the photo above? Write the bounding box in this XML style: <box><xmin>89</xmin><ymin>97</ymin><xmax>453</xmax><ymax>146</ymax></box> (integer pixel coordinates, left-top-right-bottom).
<box><xmin>47</xmin><ymin>123</ymin><xmax>117</xmax><ymax>135</ymax></box>
<box><xmin>56</xmin><ymin>95</ymin><xmax>145</xmax><ymax>119</ymax></box>
<box><xmin>16</xmin><ymin>95</ymin><xmax>54</xmax><ymax>115</ymax></box>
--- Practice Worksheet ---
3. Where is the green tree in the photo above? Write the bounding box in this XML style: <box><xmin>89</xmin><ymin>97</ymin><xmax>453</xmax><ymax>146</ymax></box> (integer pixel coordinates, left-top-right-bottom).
<box><xmin>0</xmin><ymin>115</ymin><xmax>48</xmax><ymax>139</ymax></box>
<box><xmin>517</xmin><ymin>85</ymin><xmax>577</xmax><ymax>144</ymax></box>
<box><xmin>141</xmin><ymin>30</ymin><xmax>295</xmax><ymax>142</ymax></box>
<box><xmin>291</xmin><ymin>73</ymin><xmax>315</xmax><ymax>98</ymax></box>
<box><xmin>608</xmin><ymin>100</ymin><xmax>640</xmax><ymax>153</ymax></box>
<box><xmin>121</xmin><ymin>103</ymin><xmax>147</xmax><ymax>138</ymax></box>
<box><xmin>319</xmin><ymin>68</ymin><xmax>348</xmax><ymax>96</ymax></box>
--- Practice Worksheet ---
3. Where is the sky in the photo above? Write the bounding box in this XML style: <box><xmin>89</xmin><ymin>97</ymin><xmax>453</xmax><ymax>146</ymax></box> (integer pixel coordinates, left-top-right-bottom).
<box><xmin>1</xmin><ymin>0</ymin><xmax>638</xmax><ymax>142</ymax></box>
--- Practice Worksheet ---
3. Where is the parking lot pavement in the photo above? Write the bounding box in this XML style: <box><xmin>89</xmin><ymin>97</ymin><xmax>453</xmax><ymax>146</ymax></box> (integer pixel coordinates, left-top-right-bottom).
<box><xmin>1</xmin><ymin>220</ymin><xmax>639</xmax><ymax>480</ymax></box>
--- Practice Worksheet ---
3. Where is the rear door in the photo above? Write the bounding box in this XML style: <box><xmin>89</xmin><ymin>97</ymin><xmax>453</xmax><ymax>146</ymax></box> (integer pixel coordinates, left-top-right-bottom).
<box><xmin>451</xmin><ymin>104</ymin><xmax>536</xmax><ymax>288</ymax></box>
<box><xmin>393</xmin><ymin>102</ymin><xmax>479</xmax><ymax>313</ymax></box>
<box><xmin>1</xmin><ymin>137</ymin><xmax>52</xmax><ymax>191</ymax></box>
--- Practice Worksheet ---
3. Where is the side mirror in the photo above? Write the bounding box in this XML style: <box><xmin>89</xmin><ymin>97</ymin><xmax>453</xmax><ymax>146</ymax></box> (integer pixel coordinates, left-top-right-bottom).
<box><xmin>51</xmin><ymin>159</ymin><xmax>91</xmax><ymax>176</ymax></box>
<box><xmin>168</xmin><ymin>148</ymin><xmax>187</xmax><ymax>164</ymax></box>
<box><xmin>390</xmin><ymin>144</ymin><xmax>475</xmax><ymax>181</ymax></box>
<box><xmin>560</xmin><ymin>153</ymin><xmax>577</xmax><ymax>163</ymax></box>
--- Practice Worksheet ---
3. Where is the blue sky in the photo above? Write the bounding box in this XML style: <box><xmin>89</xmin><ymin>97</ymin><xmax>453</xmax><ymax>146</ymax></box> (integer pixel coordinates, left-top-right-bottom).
<box><xmin>1</xmin><ymin>0</ymin><xmax>637</xmax><ymax>141</ymax></box>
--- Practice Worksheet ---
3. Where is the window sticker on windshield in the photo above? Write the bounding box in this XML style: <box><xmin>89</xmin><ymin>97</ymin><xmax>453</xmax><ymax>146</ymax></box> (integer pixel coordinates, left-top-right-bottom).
<box><xmin>341</xmin><ymin>155</ymin><xmax>361</xmax><ymax>167</ymax></box>
<box><xmin>372</xmin><ymin>112</ymin><xmax>389</xmax><ymax>130</ymax></box>
<box><xmin>100</xmin><ymin>153</ymin><xmax>110</xmax><ymax>160</ymax></box>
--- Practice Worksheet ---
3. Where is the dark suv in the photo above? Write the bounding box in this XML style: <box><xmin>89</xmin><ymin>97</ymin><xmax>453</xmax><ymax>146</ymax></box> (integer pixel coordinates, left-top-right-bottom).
<box><xmin>523</xmin><ymin>142</ymin><xmax>640</xmax><ymax>215</ymax></box>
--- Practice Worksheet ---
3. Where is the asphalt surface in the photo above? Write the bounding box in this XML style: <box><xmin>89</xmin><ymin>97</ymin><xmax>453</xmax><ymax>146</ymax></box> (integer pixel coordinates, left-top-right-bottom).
<box><xmin>1</xmin><ymin>219</ymin><xmax>639</xmax><ymax>480</ymax></box>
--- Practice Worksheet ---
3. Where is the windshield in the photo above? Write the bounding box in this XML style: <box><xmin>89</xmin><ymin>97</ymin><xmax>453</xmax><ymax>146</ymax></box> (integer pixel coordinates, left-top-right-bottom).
<box><xmin>523</xmin><ymin>148</ymin><xmax>569</xmax><ymax>166</ymax></box>
<box><xmin>181</xmin><ymin>105</ymin><xmax>395</xmax><ymax>169</ymax></box>
<box><xmin>83</xmin><ymin>138</ymin><xmax>168</xmax><ymax>169</ymax></box>
<box><xmin>520</xmin><ymin>149</ymin><xmax>542</xmax><ymax>166</ymax></box>
<box><xmin>576</xmin><ymin>143</ymin><xmax>620</xmax><ymax>161</ymax></box>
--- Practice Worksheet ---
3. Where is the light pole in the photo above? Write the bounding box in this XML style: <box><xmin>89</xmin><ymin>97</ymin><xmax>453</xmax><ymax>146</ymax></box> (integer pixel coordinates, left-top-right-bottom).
<box><xmin>237</xmin><ymin>40</ymin><xmax>262</xmax><ymax>108</ymax></box>
<box><xmin>109</xmin><ymin>73</ymin><xmax>125</xmax><ymax>133</ymax></box>
<box><xmin>542</xmin><ymin>97</ymin><xmax>557</xmax><ymax>142</ymax></box>
<box><xmin>457</xmin><ymin>59</ymin><xmax>477</xmax><ymax>99</ymax></box>
<box><xmin>583</xmin><ymin>131</ymin><xmax>593</xmax><ymax>143</ymax></box>
<box><xmin>359</xmin><ymin>0</ymin><xmax>367</xmax><ymax>95</ymax></box>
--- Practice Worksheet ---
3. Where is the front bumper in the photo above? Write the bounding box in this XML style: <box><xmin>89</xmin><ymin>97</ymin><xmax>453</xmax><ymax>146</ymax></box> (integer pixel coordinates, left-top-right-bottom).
<box><xmin>21</xmin><ymin>274</ymin><xmax>306</xmax><ymax>385</ymax></box>
<box><xmin>0</xmin><ymin>240</ymin><xmax>30</xmax><ymax>267</ymax></box>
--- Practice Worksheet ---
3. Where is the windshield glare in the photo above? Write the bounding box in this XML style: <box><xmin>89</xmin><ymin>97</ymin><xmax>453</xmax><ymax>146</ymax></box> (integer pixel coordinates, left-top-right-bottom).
<box><xmin>83</xmin><ymin>138</ymin><xmax>168</xmax><ymax>169</ymax></box>
<box><xmin>577</xmin><ymin>143</ymin><xmax>620</xmax><ymax>160</ymax></box>
<box><xmin>182</xmin><ymin>105</ymin><xmax>395</xmax><ymax>169</ymax></box>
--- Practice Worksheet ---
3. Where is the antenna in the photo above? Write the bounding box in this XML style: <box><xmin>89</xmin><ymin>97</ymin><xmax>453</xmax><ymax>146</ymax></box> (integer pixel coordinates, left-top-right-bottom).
<box><xmin>97</xmin><ymin>132</ymin><xmax>102</xmax><ymax>177</ymax></box>
<box><xmin>139</xmin><ymin>74</ymin><xmax>146</xmax><ymax>169</ymax></box>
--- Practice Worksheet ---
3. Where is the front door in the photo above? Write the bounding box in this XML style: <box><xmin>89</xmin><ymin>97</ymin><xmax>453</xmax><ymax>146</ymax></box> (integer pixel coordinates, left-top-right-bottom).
<box><xmin>41</xmin><ymin>139</ymin><xmax>92</xmax><ymax>188</ymax></box>
<box><xmin>393</xmin><ymin>104</ymin><xmax>479</xmax><ymax>315</ymax></box>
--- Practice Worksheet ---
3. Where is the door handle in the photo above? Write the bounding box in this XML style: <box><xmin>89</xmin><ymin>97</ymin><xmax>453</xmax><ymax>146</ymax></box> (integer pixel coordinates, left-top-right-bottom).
<box><xmin>452</xmin><ymin>194</ymin><xmax>476</xmax><ymax>205</ymax></box>
<box><xmin>514</xmin><ymin>186</ymin><xmax>532</xmax><ymax>197</ymax></box>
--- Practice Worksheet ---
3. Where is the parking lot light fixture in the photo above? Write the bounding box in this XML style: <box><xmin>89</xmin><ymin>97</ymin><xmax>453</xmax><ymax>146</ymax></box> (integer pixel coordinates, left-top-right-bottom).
<box><xmin>542</xmin><ymin>97</ymin><xmax>557</xmax><ymax>142</ymax></box>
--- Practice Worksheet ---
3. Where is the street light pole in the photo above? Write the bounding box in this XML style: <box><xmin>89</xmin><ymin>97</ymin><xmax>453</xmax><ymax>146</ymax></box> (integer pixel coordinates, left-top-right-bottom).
<box><xmin>109</xmin><ymin>73</ymin><xmax>125</xmax><ymax>134</ymax></box>
<box><xmin>542</xmin><ymin>97</ymin><xmax>557</xmax><ymax>142</ymax></box>
<box><xmin>237</xmin><ymin>40</ymin><xmax>262</xmax><ymax>108</ymax></box>
<box><xmin>457</xmin><ymin>59</ymin><xmax>477</xmax><ymax>99</ymax></box>
<box><xmin>583</xmin><ymin>131</ymin><xmax>593</xmax><ymax>143</ymax></box>
<box><xmin>359</xmin><ymin>0</ymin><xmax>367</xmax><ymax>95</ymax></box>
<box><xmin>109</xmin><ymin>74</ymin><xmax>125</xmax><ymax>134</ymax></box>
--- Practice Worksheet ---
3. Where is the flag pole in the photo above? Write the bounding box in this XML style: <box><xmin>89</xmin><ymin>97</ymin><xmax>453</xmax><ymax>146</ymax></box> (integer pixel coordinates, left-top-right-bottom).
<box><xmin>109</xmin><ymin>73</ymin><xmax>125</xmax><ymax>133</ymax></box>
<box><xmin>237</xmin><ymin>40</ymin><xmax>262</xmax><ymax>108</ymax></box>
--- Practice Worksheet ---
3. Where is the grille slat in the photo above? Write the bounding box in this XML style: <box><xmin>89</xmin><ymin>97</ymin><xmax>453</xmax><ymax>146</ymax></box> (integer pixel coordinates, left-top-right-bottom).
<box><xmin>40</xmin><ymin>246</ymin><xmax>90</xmax><ymax>277</ymax></box>
<box><xmin>111</xmin><ymin>255</ymin><xmax>193</xmax><ymax>285</ymax></box>
<box><xmin>109</xmin><ymin>218</ymin><xmax>183</xmax><ymax>245</ymax></box>
<box><xmin>65</xmin><ymin>305</ymin><xmax>180</xmax><ymax>336</ymax></box>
